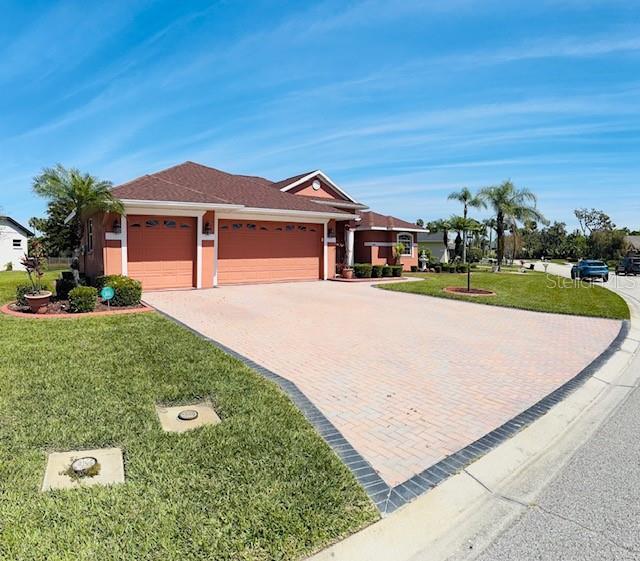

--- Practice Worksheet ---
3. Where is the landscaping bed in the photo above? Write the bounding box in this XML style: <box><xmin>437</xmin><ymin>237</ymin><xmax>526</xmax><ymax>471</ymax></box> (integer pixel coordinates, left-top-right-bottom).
<box><xmin>2</xmin><ymin>300</ymin><xmax>151</xmax><ymax>318</ymax></box>
<box><xmin>382</xmin><ymin>271</ymin><xmax>629</xmax><ymax>319</ymax></box>
<box><xmin>0</xmin><ymin>271</ymin><xmax>377</xmax><ymax>560</ymax></box>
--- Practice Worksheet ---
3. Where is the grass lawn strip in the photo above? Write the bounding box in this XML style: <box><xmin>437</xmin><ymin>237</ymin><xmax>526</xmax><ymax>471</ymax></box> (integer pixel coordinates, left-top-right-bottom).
<box><xmin>381</xmin><ymin>271</ymin><xmax>629</xmax><ymax>319</ymax></box>
<box><xmin>0</xmin><ymin>273</ymin><xmax>377</xmax><ymax>560</ymax></box>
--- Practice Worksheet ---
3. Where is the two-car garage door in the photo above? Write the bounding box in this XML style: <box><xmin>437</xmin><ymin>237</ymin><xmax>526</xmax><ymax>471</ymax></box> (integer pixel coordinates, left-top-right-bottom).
<box><xmin>217</xmin><ymin>219</ymin><xmax>322</xmax><ymax>284</ymax></box>
<box><xmin>126</xmin><ymin>216</ymin><xmax>323</xmax><ymax>289</ymax></box>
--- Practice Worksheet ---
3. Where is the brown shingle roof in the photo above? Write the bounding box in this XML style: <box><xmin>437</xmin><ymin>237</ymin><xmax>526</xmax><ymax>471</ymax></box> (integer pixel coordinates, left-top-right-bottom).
<box><xmin>356</xmin><ymin>211</ymin><xmax>426</xmax><ymax>231</ymax></box>
<box><xmin>112</xmin><ymin>162</ymin><xmax>349</xmax><ymax>215</ymax></box>
<box><xmin>268</xmin><ymin>171</ymin><xmax>314</xmax><ymax>191</ymax></box>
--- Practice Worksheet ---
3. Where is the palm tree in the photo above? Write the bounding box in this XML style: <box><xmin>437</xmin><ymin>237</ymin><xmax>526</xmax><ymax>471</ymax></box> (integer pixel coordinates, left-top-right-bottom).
<box><xmin>478</xmin><ymin>180</ymin><xmax>547</xmax><ymax>269</ymax></box>
<box><xmin>482</xmin><ymin>217</ymin><xmax>497</xmax><ymax>256</ymax></box>
<box><xmin>448</xmin><ymin>187</ymin><xmax>485</xmax><ymax>263</ymax></box>
<box><xmin>32</xmin><ymin>164</ymin><xmax>123</xmax><ymax>269</ymax></box>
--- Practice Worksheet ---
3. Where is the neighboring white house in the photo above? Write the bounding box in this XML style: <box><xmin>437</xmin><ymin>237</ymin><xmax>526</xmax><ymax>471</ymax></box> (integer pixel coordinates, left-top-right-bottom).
<box><xmin>417</xmin><ymin>231</ymin><xmax>455</xmax><ymax>263</ymax></box>
<box><xmin>0</xmin><ymin>216</ymin><xmax>33</xmax><ymax>271</ymax></box>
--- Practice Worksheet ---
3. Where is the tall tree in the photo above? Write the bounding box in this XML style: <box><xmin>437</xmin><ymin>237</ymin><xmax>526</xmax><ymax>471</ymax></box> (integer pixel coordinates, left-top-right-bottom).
<box><xmin>416</xmin><ymin>218</ymin><xmax>425</xmax><ymax>228</ymax></box>
<box><xmin>482</xmin><ymin>217</ymin><xmax>497</xmax><ymax>256</ymax></box>
<box><xmin>32</xmin><ymin>165</ymin><xmax>123</xmax><ymax>271</ymax></box>
<box><xmin>447</xmin><ymin>187</ymin><xmax>485</xmax><ymax>263</ymax></box>
<box><xmin>574</xmin><ymin>208</ymin><xmax>614</xmax><ymax>235</ymax></box>
<box><xmin>479</xmin><ymin>180</ymin><xmax>547</xmax><ymax>269</ymax></box>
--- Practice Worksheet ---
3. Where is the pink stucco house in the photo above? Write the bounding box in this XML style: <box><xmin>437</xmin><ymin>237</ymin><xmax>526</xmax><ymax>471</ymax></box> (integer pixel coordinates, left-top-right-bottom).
<box><xmin>81</xmin><ymin>162</ymin><xmax>426</xmax><ymax>290</ymax></box>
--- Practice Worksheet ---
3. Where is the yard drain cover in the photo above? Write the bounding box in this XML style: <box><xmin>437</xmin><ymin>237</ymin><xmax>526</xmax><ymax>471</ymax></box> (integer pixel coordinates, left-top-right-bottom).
<box><xmin>71</xmin><ymin>457</ymin><xmax>98</xmax><ymax>475</ymax></box>
<box><xmin>177</xmin><ymin>409</ymin><xmax>199</xmax><ymax>421</ymax></box>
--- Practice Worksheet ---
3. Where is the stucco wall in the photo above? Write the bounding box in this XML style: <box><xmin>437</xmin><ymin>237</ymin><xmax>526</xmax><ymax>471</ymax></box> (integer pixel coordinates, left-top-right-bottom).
<box><xmin>354</xmin><ymin>230</ymin><xmax>418</xmax><ymax>271</ymax></box>
<box><xmin>0</xmin><ymin>219</ymin><xmax>28</xmax><ymax>271</ymax></box>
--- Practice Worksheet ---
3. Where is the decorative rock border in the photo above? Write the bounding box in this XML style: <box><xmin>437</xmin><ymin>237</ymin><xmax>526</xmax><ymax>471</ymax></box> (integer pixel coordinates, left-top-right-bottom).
<box><xmin>1</xmin><ymin>301</ymin><xmax>154</xmax><ymax>319</ymax></box>
<box><xmin>442</xmin><ymin>286</ymin><xmax>497</xmax><ymax>297</ymax></box>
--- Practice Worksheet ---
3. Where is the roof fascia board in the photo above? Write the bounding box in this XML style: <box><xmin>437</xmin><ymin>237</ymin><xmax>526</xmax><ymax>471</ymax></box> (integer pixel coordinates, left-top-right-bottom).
<box><xmin>361</xmin><ymin>226</ymin><xmax>428</xmax><ymax>233</ymax></box>
<box><xmin>279</xmin><ymin>170</ymin><xmax>360</xmax><ymax>204</ymax></box>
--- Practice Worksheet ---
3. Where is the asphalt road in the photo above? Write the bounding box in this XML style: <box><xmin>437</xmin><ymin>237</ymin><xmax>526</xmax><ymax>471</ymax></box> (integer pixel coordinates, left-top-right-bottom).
<box><xmin>473</xmin><ymin>264</ymin><xmax>640</xmax><ymax>561</ymax></box>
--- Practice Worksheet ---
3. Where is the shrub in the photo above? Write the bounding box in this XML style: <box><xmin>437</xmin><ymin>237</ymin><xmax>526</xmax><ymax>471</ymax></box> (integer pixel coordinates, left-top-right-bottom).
<box><xmin>5</xmin><ymin>262</ymin><xmax>12</xmax><ymax>271</ymax></box>
<box><xmin>354</xmin><ymin>263</ymin><xmax>373</xmax><ymax>278</ymax></box>
<box><xmin>448</xmin><ymin>265</ymin><xmax>457</xmax><ymax>273</ymax></box>
<box><xmin>434</xmin><ymin>264</ymin><xmax>442</xmax><ymax>273</ymax></box>
<box><xmin>15</xmin><ymin>284</ymin><xmax>32</xmax><ymax>306</ymax></box>
<box><xmin>69</xmin><ymin>286</ymin><xmax>98</xmax><ymax>313</ymax></box>
<box><xmin>55</xmin><ymin>277</ymin><xmax>76</xmax><ymax>300</ymax></box>
<box><xmin>391</xmin><ymin>265</ymin><xmax>403</xmax><ymax>277</ymax></box>
<box><xmin>457</xmin><ymin>263</ymin><xmax>469</xmax><ymax>273</ymax></box>
<box><xmin>382</xmin><ymin>265</ymin><xmax>392</xmax><ymax>277</ymax></box>
<box><xmin>410</xmin><ymin>266</ymin><xmax>418</xmax><ymax>272</ymax></box>
<box><xmin>372</xmin><ymin>265</ymin><xmax>384</xmax><ymax>278</ymax></box>
<box><xmin>96</xmin><ymin>275</ymin><xmax>142</xmax><ymax>306</ymax></box>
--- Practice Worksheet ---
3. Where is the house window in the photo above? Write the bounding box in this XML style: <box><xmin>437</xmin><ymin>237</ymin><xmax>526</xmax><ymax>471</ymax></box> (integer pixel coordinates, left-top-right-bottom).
<box><xmin>397</xmin><ymin>233</ymin><xmax>412</xmax><ymax>256</ymax></box>
<box><xmin>87</xmin><ymin>219</ymin><xmax>93</xmax><ymax>252</ymax></box>
<box><xmin>12</xmin><ymin>239</ymin><xmax>21</xmax><ymax>249</ymax></box>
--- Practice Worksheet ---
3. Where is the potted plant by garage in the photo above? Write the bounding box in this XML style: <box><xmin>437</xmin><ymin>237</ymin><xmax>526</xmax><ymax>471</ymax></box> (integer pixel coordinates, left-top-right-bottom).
<box><xmin>20</xmin><ymin>241</ymin><xmax>52</xmax><ymax>313</ymax></box>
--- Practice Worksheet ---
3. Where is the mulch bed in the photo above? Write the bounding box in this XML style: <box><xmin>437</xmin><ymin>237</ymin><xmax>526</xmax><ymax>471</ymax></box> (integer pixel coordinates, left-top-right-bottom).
<box><xmin>2</xmin><ymin>300</ymin><xmax>153</xmax><ymax>319</ymax></box>
<box><xmin>442</xmin><ymin>286</ymin><xmax>496</xmax><ymax>297</ymax></box>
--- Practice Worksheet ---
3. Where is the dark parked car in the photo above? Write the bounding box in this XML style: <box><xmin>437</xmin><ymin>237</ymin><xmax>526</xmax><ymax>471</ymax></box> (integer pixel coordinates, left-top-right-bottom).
<box><xmin>571</xmin><ymin>260</ymin><xmax>609</xmax><ymax>281</ymax></box>
<box><xmin>616</xmin><ymin>255</ymin><xmax>640</xmax><ymax>275</ymax></box>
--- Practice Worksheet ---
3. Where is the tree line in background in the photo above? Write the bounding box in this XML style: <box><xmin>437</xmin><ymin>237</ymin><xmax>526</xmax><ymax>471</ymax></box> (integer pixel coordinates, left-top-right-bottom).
<box><xmin>514</xmin><ymin>208</ymin><xmax>633</xmax><ymax>262</ymax></box>
<box><xmin>419</xmin><ymin>187</ymin><xmax>635</xmax><ymax>266</ymax></box>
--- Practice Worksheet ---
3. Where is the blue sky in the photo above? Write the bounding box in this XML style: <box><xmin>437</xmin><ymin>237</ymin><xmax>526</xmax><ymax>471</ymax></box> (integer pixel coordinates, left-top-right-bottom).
<box><xmin>1</xmin><ymin>0</ymin><xmax>639</xmax><ymax>230</ymax></box>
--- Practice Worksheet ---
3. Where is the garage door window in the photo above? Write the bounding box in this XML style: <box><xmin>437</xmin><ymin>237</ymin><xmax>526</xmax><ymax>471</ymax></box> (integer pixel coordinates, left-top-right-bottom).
<box><xmin>164</xmin><ymin>220</ymin><xmax>177</xmax><ymax>228</ymax></box>
<box><xmin>145</xmin><ymin>219</ymin><xmax>159</xmax><ymax>228</ymax></box>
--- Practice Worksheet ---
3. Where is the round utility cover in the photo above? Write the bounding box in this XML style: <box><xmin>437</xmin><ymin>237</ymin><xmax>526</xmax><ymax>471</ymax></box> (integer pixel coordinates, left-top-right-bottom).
<box><xmin>177</xmin><ymin>409</ymin><xmax>199</xmax><ymax>421</ymax></box>
<box><xmin>71</xmin><ymin>457</ymin><xmax>97</xmax><ymax>474</ymax></box>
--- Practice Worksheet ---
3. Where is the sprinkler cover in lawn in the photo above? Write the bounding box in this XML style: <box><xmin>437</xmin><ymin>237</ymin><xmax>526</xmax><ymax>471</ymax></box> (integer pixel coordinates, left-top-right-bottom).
<box><xmin>71</xmin><ymin>457</ymin><xmax>98</xmax><ymax>475</ymax></box>
<box><xmin>177</xmin><ymin>409</ymin><xmax>199</xmax><ymax>421</ymax></box>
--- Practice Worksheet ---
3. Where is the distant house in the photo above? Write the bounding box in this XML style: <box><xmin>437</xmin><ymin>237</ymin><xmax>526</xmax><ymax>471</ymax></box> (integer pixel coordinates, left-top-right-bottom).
<box><xmin>417</xmin><ymin>231</ymin><xmax>454</xmax><ymax>263</ymax></box>
<box><xmin>0</xmin><ymin>216</ymin><xmax>33</xmax><ymax>271</ymax></box>
<box><xmin>625</xmin><ymin>236</ymin><xmax>640</xmax><ymax>252</ymax></box>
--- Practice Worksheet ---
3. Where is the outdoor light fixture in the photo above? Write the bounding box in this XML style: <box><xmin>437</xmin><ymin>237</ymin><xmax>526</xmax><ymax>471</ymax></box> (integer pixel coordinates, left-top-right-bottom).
<box><xmin>204</xmin><ymin>222</ymin><xmax>212</xmax><ymax>235</ymax></box>
<box><xmin>312</xmin><ymin>179</ymin><xmax>321</xmax><ymax>190</ymax></box>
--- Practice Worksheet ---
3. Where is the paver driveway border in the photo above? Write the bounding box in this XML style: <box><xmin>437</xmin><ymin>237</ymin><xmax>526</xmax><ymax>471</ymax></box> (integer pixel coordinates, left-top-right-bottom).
<box><xmin>150</xmin><ymin>303</ymin><xmax>629</xmax><ymax>515</ymax></box>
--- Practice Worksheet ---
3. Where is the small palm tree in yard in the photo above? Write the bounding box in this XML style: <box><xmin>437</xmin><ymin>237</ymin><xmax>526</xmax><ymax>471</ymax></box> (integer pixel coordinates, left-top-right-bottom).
<box><xmin>479</xmin><ymin>180</ymin><xmax>547</xmax><ymax>270</ymax></box>
<box><xmin>448</xmin><ymin>187</ymin><xmax>485</xmax><ymax>263</ymax></box>
<box><xmin>33</xmin><ymin>164</ymin><xmax>123</xmax><ymax>275</ymax></box>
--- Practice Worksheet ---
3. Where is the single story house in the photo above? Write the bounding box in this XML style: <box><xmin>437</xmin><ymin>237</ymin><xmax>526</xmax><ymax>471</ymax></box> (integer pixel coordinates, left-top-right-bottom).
<box><xmin>81</xmin><ymin>161</ymin><xmax>426</xmax><ymax>290</ymax></box>
<box><xmin>416</xmin><ymin>231</ymin><xmax>455</xmax><ymax>263</ymax></box>
<box><xmin>0</xmin><ymin>216</ymin><xmax>33</xmax><ymax>271</ymax></box>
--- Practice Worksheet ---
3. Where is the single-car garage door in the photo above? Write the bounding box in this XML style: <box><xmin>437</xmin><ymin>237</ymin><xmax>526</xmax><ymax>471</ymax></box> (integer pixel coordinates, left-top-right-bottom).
<box><xmin>218</xmin><ymin>219</ymin><xmax>322</xmax><ymax>284</ymax></box>
<box><xmin>127</xmin><ymin>215</ymin><xmax>196</xmax><ymax>290</ymax></box>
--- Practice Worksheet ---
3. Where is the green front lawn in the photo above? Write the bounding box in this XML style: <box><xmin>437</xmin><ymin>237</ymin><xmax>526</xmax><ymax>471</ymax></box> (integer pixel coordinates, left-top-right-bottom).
<box><xmin>0</xmin><ymin>269</ymin><xmax>61</xmax><ymax>304</ymax></box>
<box><xmin>0</xmin><ymin>276</ymin><xmax>377</xmax><ymax>560</ymax></box>
<box><xmin>381</xmin><ymin>272</ymin><xmax>629</xmax><ymax>319</ymax></box>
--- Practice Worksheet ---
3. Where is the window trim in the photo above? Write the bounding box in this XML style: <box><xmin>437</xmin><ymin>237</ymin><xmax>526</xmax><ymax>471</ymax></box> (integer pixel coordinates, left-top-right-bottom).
<box><xmin>397</xmin><ymin>232</ymin><xmax>413</xmax><ymax>257</ymax></box>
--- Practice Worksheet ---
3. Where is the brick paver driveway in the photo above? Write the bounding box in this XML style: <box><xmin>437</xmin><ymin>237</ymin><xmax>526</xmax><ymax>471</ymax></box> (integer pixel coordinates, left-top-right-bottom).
<box><xmin>144</xmin><ymin>281</ymin><xmax>621</xmax><ymax>488</ymax></box>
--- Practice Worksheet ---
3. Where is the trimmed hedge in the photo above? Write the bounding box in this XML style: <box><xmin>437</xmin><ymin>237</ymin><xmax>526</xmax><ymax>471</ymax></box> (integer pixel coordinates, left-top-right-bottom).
<box><xmin>372</xmin><ymin>265</ymin><xmax>384</xmax><ymax>278</ymax></box>
<box><xmin>391</xmin><ymin>265</ymin><xmax>403</xmax><ymax>277</ymax></box>
<box><xmin>96</xmin><ymin>275</ymin><xmax>142</xmax><ymax>307</ymax></box>
<box><xmin>69</xmin><ymin>286</ymin><xmax>98</xmax><ymax>313</ymax></box>
<box><xmin>354</xmin><ymin>263</ymin><xmax>373</xmax><ymax>278</ymax></box>
<box><xmin>410</xmin><ymin>266</ymin><xmax>418</xmax><ymax>272</ymax></box>
<box><xmin>382</xmin><ymin>265</ymin><xmax>392</xmax><ymax>277</ymax></box>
